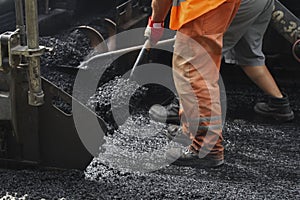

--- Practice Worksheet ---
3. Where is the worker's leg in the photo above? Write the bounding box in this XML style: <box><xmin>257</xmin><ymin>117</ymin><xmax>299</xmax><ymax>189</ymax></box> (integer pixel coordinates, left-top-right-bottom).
<box><xmin>241</xmin><ymin>65</ymin><xmax>282</xmax><ymax>98</ymax></box>
<box><xmin>170</xmin><ymin>0</ymin><xmax>240</xmax><ymax>166</ymax></box>
<box><xmin>229</xmin><ymin>0</ymin><xmax>283</xmax><ymax>98</ymax></box>
<box><xmin>242</xmin><ymin>65</ymin><xmax>293</xmax><ymax>121</ymax></box>
<box><xmin>224</xmin><ymin>0</ymin><xmax>294</xmax><ymax>121</ymax></box>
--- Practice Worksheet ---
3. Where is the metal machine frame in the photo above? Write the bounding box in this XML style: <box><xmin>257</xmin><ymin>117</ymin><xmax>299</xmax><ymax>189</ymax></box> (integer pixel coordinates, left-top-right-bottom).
<box><xmin>0</xmin><ymin>0</ymin><xmax>108</xmax><ymax>170</ymax></box>
<box><xmin>271</xmin><ymin>0</ymin><xmax>300</xmax><ymax>61</ymax></box>
<box><xmin>0</xmin><ymin>0</ymin><xmax>151</xmax><ymax>170</ymax></box>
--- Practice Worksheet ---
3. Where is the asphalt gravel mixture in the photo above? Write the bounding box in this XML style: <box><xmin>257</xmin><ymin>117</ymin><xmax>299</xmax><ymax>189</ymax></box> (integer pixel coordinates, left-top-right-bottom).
<box><xmin>0</xmin><ymin>82</ymin><xmax>299</xmax><ymax>199</ymax></box>
<box><xmin>0</xmin><ymin>19</ymin><xmax>299</xmax><ymax>200</ymax></box>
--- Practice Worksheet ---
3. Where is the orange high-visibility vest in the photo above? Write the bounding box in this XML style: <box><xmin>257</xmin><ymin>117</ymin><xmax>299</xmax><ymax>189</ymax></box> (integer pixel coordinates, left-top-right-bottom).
<box><xmin>170</xmin><ymin>0</ymin><xmax>227</xmax><ymax>30</ymax></box>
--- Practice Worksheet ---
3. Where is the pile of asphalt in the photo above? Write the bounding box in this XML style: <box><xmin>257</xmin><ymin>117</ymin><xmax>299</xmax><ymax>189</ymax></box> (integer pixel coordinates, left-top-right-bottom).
<box><xmin>40</xmin><ymin>13</ymin><xmax>111</xmax><ymax>95</ymax></box>
<box><xmin>87</xmin><ymin>77</ymin><xmax>148</xmax><ymax>134</ymax></box>
<box><xmin>0</xmin><ymin>82</ymin><xmax>299</xmax><ymax>199</ymax></box>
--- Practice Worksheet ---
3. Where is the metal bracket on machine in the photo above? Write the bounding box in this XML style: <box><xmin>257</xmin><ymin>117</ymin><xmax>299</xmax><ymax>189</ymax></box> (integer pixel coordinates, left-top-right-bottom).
<box><xmin>116</xmin><ymin>0</ymin><xmax>149</xmax><ymax>30</ymax></box>
<box><xmin>0</xmin><ymin>30</ymin><xmax>21</xmax><ymax>72</ymax></box>
<box><xmin>272</xmin><ymin>0</ymin><xmax>300</xmax><ymax>62</ymax></box>
<box><xmin>0</xmin><ymin>31</ymin><xmax>17</xmax><ymax>121</ymax></box>
<box><xmin>0</xmin><ymin>30</ymin><xmax>52</xmax><ymax>70</ymax></box>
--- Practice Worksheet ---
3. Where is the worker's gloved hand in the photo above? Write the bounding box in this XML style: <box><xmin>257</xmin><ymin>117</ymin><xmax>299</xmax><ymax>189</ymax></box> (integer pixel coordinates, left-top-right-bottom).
<box><xmin>144</xmin><ymin>16</ymin><xmax>164</xmax><ymax>46</ymax></box>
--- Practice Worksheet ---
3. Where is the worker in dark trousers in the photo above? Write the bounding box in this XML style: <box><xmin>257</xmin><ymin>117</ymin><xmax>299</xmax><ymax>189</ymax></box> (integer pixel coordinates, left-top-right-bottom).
<box><xmin>149</xmin><ymin>0</ymin><xmax>294</xmax><ymax>128</ymax></box>
<box><xmin>145</xmin><ymin>0</ymin><xmax>241</xmax><ymax>168</ymax></box>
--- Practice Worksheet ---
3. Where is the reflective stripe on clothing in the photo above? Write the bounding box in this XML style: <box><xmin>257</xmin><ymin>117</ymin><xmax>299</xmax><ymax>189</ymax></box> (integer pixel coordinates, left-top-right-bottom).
<box><xmin>186</xmin><ymin>116</ymin><xmax>222</xmax><ymax>123</ymax></box>
<box><xmin>189</xmin><ymin>124</ymin><xmax>223</xmax><ymax>131</ymax></box>
<box><xmin>170</xmin><ymin>0</ymin><xmax>227</xmax><ymax>30</ymax></box>
<box><xmin>173</xmin><ymin>0</ymin><xmax>186</xmax><ymax>6</ymax></box>
<box><xmin>184</xmin><ymin>116</ymin><xmax>223</xmax><ymax>132</ymax></box>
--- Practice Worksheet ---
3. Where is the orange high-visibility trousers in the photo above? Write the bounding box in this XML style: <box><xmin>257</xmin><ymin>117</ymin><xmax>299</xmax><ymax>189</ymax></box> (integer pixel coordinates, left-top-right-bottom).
<box><xmin>173</xmin><ymin>0</ymin><xmax>240</xmax><ymax>159</ymax></box>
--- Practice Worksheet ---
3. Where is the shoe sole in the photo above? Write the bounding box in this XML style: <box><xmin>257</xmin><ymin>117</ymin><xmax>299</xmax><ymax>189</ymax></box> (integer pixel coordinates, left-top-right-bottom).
<box><xmin>166</xmin><ymin>152</ymin><xmax>224</xmax><ymax>168</ymax></box>
<box><xmin>172</xmin><ymin>158</ymin><xmax>224</xmax><ymax>168</ymax></box>
<box><xmin>254</xmin><ymin>106</ymin><xmax>295</xmax><ymax>122</ymax></box>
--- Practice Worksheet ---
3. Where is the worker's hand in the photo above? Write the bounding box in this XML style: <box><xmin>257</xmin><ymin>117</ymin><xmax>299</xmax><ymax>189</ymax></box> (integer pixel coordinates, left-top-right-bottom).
<box><xmin>144</xmin><ymin>16</ymin><xmax>164</xmax><ymax>46</ymax></box>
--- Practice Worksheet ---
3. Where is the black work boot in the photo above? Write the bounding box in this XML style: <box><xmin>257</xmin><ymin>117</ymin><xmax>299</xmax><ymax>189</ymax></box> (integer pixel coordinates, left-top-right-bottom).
<box><xmin>166</xmin><ymin>147</ymin><xmax>224</xmax><ymax>168</ymax></box>
<box><xmin>164</xmin><ymin>125</ymin><xmax>224</xmax><ymax>168</ymax></box>
<box><xmin>254</xmin><ymin>93</ymin><xmax>294</xmax><ymax>122</ymax></box>
<box><xmin>149</xmin><ymin>98</ymin><xmax>180</xmax><ymax>125</ymax></box>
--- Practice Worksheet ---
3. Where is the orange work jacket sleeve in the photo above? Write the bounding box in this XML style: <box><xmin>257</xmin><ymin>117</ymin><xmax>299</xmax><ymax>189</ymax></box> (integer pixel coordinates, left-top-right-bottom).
<box><xmin>170</xmin><ymin>0</ymin><xmax>227</xmax><ymax>30</ymax></box>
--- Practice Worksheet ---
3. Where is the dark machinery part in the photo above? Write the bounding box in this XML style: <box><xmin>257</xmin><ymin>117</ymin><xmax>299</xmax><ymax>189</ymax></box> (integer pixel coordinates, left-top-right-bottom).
<box><xmin>104</xmin><ymin>18</ymin><xmax>117</xmax><ymax>51</ymax></box>
<box><xmin>88</xmin><ymin>18</ymin><xmax>117</xmax><ymax>51</ymax></box>
<box><xmin>0</xmin><ymin>0</ymin><xmax>108</xmax><ymax>169</ymax></box>
<box><xmin>0</xmin><ymin>0</ymin><xmax>16</xmax><ymax>33</ymax></box>
<box><xmin>0</xmin><ymin>0</ymin><xmax>152</xmax><ymax>170</ymax></box>
<box><xmin>0</xmin><ymin>0</ymin><xmax>46</xmax><ymax>106</ymax></box>
<box><xmin>272</xmin><ymin>0</ymin><xmax>300</xmax><ymax>44</ymax></box>
<box><xmin>292</xmin><ymin>39</ymin><xmax>300</xmax><ymax>62</ymax></box>
<box><xmin>25</xmin><ymin>0</ymin><xmax>45</xmax><ymax>106</ymax></box>
<box><xmin>272</xmin><ymin>0</ymin><xmax>300</xmax><ymax>62</ymax></box>
<box><xmin>75</xmin><ymin>26</ymin><xmax>108</xmax><ymax>52</ymax></box>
